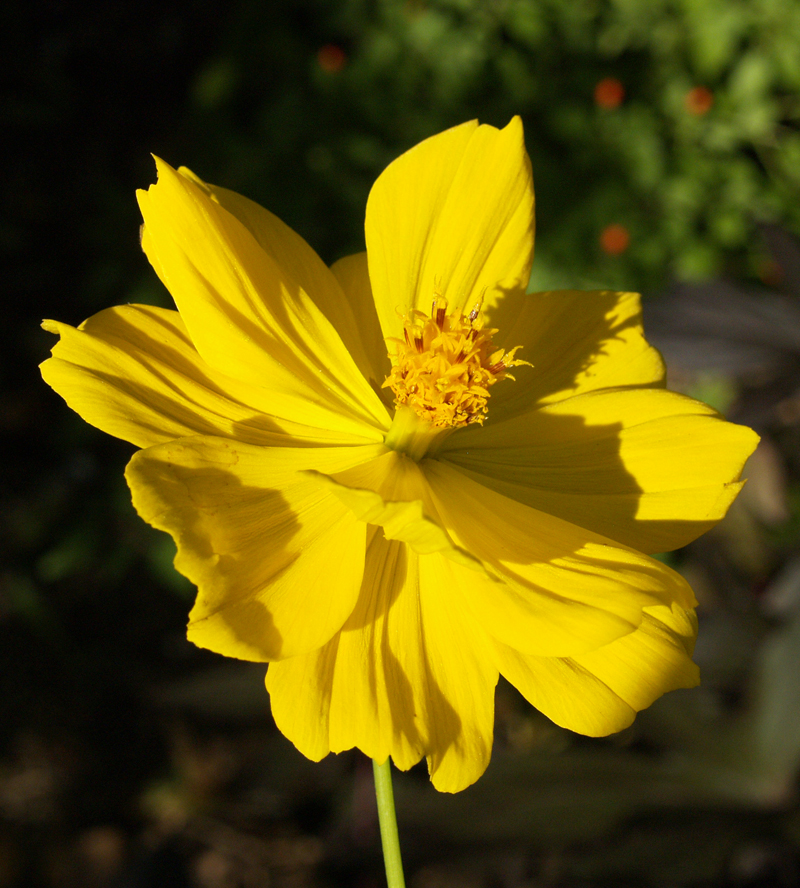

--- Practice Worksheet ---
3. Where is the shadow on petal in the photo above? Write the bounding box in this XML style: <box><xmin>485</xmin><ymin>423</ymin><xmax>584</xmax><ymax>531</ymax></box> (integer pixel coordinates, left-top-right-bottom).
<box><xmin>443</xmin><ymin>409</ymin><xmax>641</xmax><ymax>552</ymax></box>
<box><xmin>127</xmin><ymin>438</ymin><xmax>371</xmax><ymax>662</ymax></box>
<box><xmin>486</xmin><ymin>287</ymin><xmax>665</xmax><ymax>420</ymax></box>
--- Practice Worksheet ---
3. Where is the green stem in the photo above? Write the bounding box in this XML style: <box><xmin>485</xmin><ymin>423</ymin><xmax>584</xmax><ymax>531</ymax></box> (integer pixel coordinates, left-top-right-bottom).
<box><xmin>372</xmin><ymin>757</ymin><xmax>406</xmax><ymax>888</ymax></box>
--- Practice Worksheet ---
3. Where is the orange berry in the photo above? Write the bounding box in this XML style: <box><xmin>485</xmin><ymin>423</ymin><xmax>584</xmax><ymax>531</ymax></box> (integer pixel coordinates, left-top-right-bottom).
<box><xmin>594</xmin><ymin>78</ymin><xmax>625</xmax><ymax>109</ymax></box>
<box><xmin>600</xmin><ymin>224</ymin><xmax>630</xmax><ymax>255</ymax></box>
<box><xmin>685</xmin><ymin>86</ymin><xmax>714</xmax><ymax>115</ymax></box>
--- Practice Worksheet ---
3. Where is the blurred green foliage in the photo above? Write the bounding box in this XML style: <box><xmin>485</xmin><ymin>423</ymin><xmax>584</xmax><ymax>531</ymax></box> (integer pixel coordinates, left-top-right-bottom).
<box><xmin>175</xmin><ymin>0</ymin><xmax>800</xmax><ymax>292</ymax></box>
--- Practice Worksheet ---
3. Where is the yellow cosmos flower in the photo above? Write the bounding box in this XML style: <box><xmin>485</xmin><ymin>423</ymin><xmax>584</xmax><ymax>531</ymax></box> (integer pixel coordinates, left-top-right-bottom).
<box><xmin>41</xmin><ymin>118</ymin><xmax>758</xmax><ymax>793</ymax></box>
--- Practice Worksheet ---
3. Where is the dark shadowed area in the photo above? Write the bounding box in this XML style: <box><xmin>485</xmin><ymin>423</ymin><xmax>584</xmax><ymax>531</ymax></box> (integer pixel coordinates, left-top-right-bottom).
<box><xmin>3</xmin><ymin>1</ymin><xmax>800</xmax><ymax>886</ymax></box>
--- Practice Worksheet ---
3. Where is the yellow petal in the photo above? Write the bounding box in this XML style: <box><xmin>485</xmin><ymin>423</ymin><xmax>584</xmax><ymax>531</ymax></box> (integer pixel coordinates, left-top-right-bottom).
<box><xmin>365</xmin><ymin>117</ymin><xmax>534</xmax><ymax>341</ymax></box>
<box><xmin>125</xmin><ymin>437</ymin><xmax>386</xmax><ymax>660</ymax></box>
<box><xmin>267</xmin><ymin>530</ymin><xmax>497</xmax><ymax>792</ymax></box>
<box><xmin>311</xmin><ymin>450</ymin><xmax>500</xmax><ymax>580</ymax></box>
<box><xmin>177</xmin><ymin>171</ymin><xmax>384</xmax><ymax>392</ymax></box>
<box><xmin>494</xmin><ymin>604</ymin><xmax>699</xmax><ymax>736</ymax></box>
<box><xmin>424</xmin><ymin>460</ymin><xmax>696</xmax><ymax>657</ymax></box>
<box><xmin>138</xmin><ymin>157</ymin><xmax>389</xmax><ymax>435</ymax></box>
<box><xmin>310</xmin><ymin>451</ymin><xmax>691</xmax><ymax>658</ymax></box>
<box><xmin>330</xmin><ymin>251</ymin><xmax>392</xmax><ymax>392</ymax></box>
<box><xmin>307</xmin><ymin>466</ymin><xmax>478</xmax><ymax>566</ymax></box>
<box><xmin>40</xmin><ymin>306</ymin><xmax>381</xmax><ymax>449</ymax></box>
<box><xmin>443</xmin><ymin>388</ymin><xmax>760</xmax><ymax>553</ymax></box>
<box><xmin>486</xmin><ymin>289</ymin><xmax>666</xmax><ymax>419</ymax></box>
<box><xmin>265</xmin><ymin>625</ymin><xmax>337</xmax><ymax>764</ymax></box>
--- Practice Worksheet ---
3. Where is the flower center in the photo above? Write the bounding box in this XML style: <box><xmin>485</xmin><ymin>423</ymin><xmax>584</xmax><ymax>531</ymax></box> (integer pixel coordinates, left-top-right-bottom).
<box><xmin>383</xmin><ymin>296</ymin><xmax>528</xmax><ymax>430</ymax></box>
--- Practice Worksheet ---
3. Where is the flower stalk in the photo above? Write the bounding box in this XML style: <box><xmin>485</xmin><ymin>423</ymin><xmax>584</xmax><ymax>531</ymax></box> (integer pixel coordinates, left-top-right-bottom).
<box><xmin>373</xmin><ymin>757</ymin><xmax>406</xmax><ymax>888</ymax></box>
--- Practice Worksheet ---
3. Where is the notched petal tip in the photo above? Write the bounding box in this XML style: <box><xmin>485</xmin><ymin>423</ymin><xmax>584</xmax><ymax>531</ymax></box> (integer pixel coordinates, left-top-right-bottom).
<box><xmin>498</xmin><ymin>113</ymin><xmax>525</xmax><ymax>144</ymax></box>
<box><xmin>136</xmin><ymin>156</ymin><xmax>187</xmax><ymax>212</ymax></box>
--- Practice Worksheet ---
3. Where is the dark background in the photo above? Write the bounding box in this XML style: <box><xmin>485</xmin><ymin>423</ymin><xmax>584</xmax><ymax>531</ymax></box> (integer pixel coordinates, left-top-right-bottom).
<box><xmin>4</xmin><ymin>1</ymin><xmax>800</xmax><ymax>886</ymax></box>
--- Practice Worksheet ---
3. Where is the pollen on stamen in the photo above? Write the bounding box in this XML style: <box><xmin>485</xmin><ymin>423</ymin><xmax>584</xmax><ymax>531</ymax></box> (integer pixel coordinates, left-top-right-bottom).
<box><xmin>383</xmin><ymin>296</ymin><xmax>530</xmax><ymax>429</ymax></box>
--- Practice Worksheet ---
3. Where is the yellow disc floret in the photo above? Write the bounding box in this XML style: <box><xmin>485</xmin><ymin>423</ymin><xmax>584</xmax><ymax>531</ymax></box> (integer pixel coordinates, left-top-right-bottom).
<box><xmin>383</xmin><ymin>296</ymin><xmax>529</xmax><ymax>428</ymax></box>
